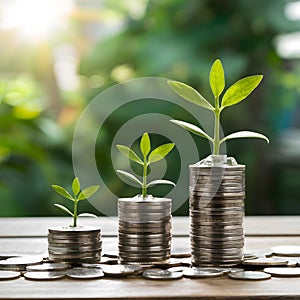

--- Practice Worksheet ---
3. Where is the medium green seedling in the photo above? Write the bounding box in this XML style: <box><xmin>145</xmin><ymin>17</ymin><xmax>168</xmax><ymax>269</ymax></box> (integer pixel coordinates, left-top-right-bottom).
<box><xmin>168</xmin><ymin>59</ymin><xmax>269</xmax><ymax>155</ymax></box>
<box><xmin>52</xmin><ymin>177</ymin><xmax>99</xmax><ymax>227</ymax></box>
<box><xmin>116</xmin><ymin>132</ymin><xmax>175</xmax><ymax>198</ymax></box>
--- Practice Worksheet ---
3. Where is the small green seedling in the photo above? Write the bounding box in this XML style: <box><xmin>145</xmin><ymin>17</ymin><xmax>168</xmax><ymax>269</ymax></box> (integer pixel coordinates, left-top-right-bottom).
<box><xmin>52</xmin><ymin>177</ymin><xmax>99</xmax><ymax>227</ymax></box>
<box><xmin>116</xmin><ymin>132</ymin><xmax>175</xmax><ymax>198</ymax></box>
<box><xmin>168</xmin><ymin>59</ymin><xmax>269</xmax><ymax>155</ymax></box>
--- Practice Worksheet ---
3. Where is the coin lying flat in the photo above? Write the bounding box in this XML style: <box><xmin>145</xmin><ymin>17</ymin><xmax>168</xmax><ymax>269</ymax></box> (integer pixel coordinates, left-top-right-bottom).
<box><xmin>142</xmin><ymin>269</ymin><xmax>183</xmax><ymax>280</ymax></box>
<box><xmin>66</xmin><ymin>267</ymin><xmax>104</xmax><ymax>279</ymax></box>
<box><xmin>167</xmin><ymin>266</ymin><xmax>190</xmax><ymax>273</ymax></box>
<box><xmin>183</xmin><ymin>267</ymin><xmax>225</xmax><ymax>278</ymax></box>
<box><xmin>101</xmin><ymin>264</ymin><xmax>143</xmax><ymax>277</ymax></box>
<box><xmin>228</xmin><ymin>271</ymin><xmax>271</xmax><ymax>281</ymax></box>
<box><xmin>264</xmin><ymin>267</ymin><xmax>300</xmax><ymax>277</ymax></box>
<box><xmin>242</xmin><ymin>257</ymin><xmax>288</xmax><ymax>267</ymax></box>
<box><xmin>271</xmin><ymin>246</ymin><xmax>300</xmax><ymax>257</ymax></box>
<box><xmin>24</xmin><ymin>271</ymin><xmax>66</xmax><ymax>280</ymax></box>
<box><xmin>0</xmin><ymin>256</ymin><xmax>43</xmax><ymax>271</ymax></box>
<box><xmin>0</xmin><ymin>271</ymin><xmax>21</xmax><ymax>280</ymax></box>
<box><xmin>26</xmin><ymin>263</ymin><xmax>70</xmax><ymax>271</ymax></box>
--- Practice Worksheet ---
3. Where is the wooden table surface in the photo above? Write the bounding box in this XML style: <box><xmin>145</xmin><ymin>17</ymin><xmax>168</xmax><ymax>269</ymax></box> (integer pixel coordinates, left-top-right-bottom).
<box><xmin>0</xmin><ymin>216</ymin><xmax>300</xmax><ymax>300</ymax></box>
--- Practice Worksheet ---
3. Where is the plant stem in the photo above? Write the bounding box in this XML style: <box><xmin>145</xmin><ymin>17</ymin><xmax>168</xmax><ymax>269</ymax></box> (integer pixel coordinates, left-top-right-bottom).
<box><xmin>142</xmin><ymin>161</ymin><xmax>147</xmax><ymax>198</ymax></box>
<box><xmin>73</xmin><ymin>198</ymin><xmax>78</xmax><ymax>227</ymax></box>
<box><xmin>213</xmin><ymin>96</ymin><xmax>220</xmax><ymax>155</ymax></box>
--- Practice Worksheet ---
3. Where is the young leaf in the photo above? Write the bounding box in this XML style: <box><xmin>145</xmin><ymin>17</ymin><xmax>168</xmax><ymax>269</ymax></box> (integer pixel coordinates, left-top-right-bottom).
<box><xmin>140</xmin><ymin>132</ymin><xmax>151</xmax><ymax>157</ymax></box>
<box><xmin>220</xmin><ymin>131</ymin><xmax>269</xmax><ymax>144</ymax></box>
<box><xmin>168</xmin><ymin>80</ymin><xmax>214</xmax><ymax>111</ymax></box>
<box><xmin>54</xmin><ymin>203</ymin><xmax>74</xmax><ymax>216</ymax></box>
<box><xmin>78</xmin><ymin>213</ymin><xmax>98</xmax><ymax>218</ymax></box>
<box><xmin>77</xmin><ymin>185</ymin><xmax>99</xmax><ymax>200</ymax></box>
<box><xmin>209</xmin><ymin>59</ymin><xmax>225</xmax><ymax>98</ymax></box>
<box><xmin>52</xmin><ymin>185</ymin><xmax>74</xmax><ymax>201</ymax></box>
<box><xmin>116</xmin><ymin>145</ymin><xmax>143</xmax><ymax>165</ymax></box>
<box><xmin>221</xmin><ymin>75</ymin><xmax>263</xmax><ymax>108</ymax></box>
<box><xmin>148</xmin><ymin>143</ymin><xmax>175</xmax><ymax>164</ymax></box>
<box><xmin>170</xmin><ymin>120</ymin><xmax>214</xmax><ymax>142</ymax></box>
<box><xmin>147</xmin><ymin>179</ymin><xmax>176</xmax><ymax>187</ymax></box>
<box><xmin>117</xmin><ymin>170</ymin><xmax>143</xmax><ymax>186</ymax></box>
<box><xmin>72</xmin><ymin>177</ymin><xmax>80</xmax><ymax>196</ymax></box>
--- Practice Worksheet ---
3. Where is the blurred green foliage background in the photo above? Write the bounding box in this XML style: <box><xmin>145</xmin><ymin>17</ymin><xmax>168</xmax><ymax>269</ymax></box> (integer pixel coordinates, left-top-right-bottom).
<box><xmin>0</xmin><ymin>0</ymin><xmax>300</xmax><ymax>217</ymax></box>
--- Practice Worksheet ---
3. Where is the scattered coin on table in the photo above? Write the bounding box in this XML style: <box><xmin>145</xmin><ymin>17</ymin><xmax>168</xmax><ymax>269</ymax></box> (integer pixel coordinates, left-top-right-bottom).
<box><xmin>242</xmin><ymin>257</ymin><xmax>288</xmax><ymax>267</ymax></box>
<box><xmin>228</xmin><ymin>271</ymin><xmax>271</xmax><ymax>281</ymax></box>
<box><xmin>171</xmin><ymin>247</ymin><xmax>191</xmax><ymax>258</ymax></box>
<box><xmin>264</xmin><ymin>267</ymin><xmax>300</xmax><ymax>277</ymax></box>
<box><xmin>167</xmin><ymin>266</ymin><xmax>190</xmax><ymax>273</ymax></box>
<box><xmin>0</xmin><ymin>256</ymin><xmax>43</xmax><ymax>271</ymax></box>
<box><xmin>26</xmin><ymin>263</ymin><xmax>71</xmax><ymax>271</ymax></box>
<box><xmin>0</xmin><ymin>271</ymin><xmax>21</xmax><ymax>280</ymax></box>
<box><xmin>271</xmin><ymin>245</ymin><xmax>300</xmax><ymax>257</ymax></box>
<box><xmin>24</xmin><ymin>271</ymin><xmax>66</xmax><ymax>280</ymax></box>
<box><xmin>66</xmin><ymin>267</ymin><xmax>104</xmax><ymax>279</ymax></box>
<box><xmin>183</xmin><ymin>267</ymin><xmax>225</xmax><ymax>278</ymax></box>
<box><xmin>101</xmin><ymin>264</ymin><xmax>143</xmax><ymax>277</ymax></box>
<box><xmin>142</xmin><ymin>268</ymin><xmax>183</xmax><ymax>280</ymax></box>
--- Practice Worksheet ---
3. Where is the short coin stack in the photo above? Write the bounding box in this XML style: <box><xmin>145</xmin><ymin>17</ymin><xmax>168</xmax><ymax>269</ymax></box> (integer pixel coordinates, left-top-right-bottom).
<box><xmin>118</xmin><ymin>197</ymin><xmax>172</xmax><ymax>264</ymax></box>
<box><xmin>189</xmin><ymin>155</ymin><xmax>245</xmax><ymax>267</ymax></box>
<box><xmin>48</xmin><ymin>226</ymin><xmax>102</xmax><ymax>264</ymax></box>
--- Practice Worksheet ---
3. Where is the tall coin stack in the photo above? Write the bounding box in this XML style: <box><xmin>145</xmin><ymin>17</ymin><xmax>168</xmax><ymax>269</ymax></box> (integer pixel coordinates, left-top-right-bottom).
<box><xmin>48</xmin><ymin>226</ymin><xmax>102</xmax><ymax>264</ymax></box>
<box><xmin>118</xmin><ymin>197</ymin><xmax>172</xmax><ymax>264</ymax></box>
<box><xmin>189</xmin><ymin>155</ymin><xmax>245</xmax><ymax>267</ymax></box>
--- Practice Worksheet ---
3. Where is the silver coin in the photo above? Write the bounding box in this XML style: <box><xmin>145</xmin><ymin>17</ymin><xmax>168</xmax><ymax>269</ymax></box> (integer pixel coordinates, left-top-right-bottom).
<box><xmin>271</xmin><ymin>245</ymin><xmax>300</xmax><ymax>257</ymax></box>
<box><xmin>264</xmin><ymin>267</ymin><xmax>300</xmax><ymax>277</ymax></box>
<box><xmin>183</xmin><ymin>267</ymin><xmax>224</xmax><ymax>278</ymax></box>
<box><xmin>24</xmin><ymin>271</ymin><xmax>66</xmax><ymax>280</ymax></box>
<box><xmin>0</xmin><ymin>256</ymin><xmax>43</xmax><ymax>271</ymax></box>
<box><xmin>66</xmin><ymin>267</ymin><xmax>104</xmax><ymax>279</ymax></box>
<box><xmin>242</xmin><ymin>257</ymin><xmax>288</xmax><ymax>266</ymax></box>
<box><xmin>26</xmin><ymin>263</ymin><xmax>70</xmax><ymax>271</ymax></box>
<box><xmin>118</xmin><ymin>233</ymin><xmax>171</xmax><ymax>239</ymax></box>
<box><xmin>0</xmin><ymin>270</ymin><xmax>21</xmax><ymax>280</ymax></box>
<box><xmin>228</xmin><ymin>271</ymin><xmax>271</xmax><ymax>280</ymax></box>
<box><xmin>142</xmin><ymin>268</ymin><xmax>183</xmax><ymax>280</ymax></box>
<box><xmin>48</xmin><ymin>226</ymin><xmax>100</xmax><ymax>233</ymax></box>
<box><xmin>101</xmin><ymin>264</ymin><xmax>143</xmax><ymax>276</ymax></box>
<box><xmin>171</xmin><ymin>247</ymin><xmax>191</xmax><ymax>258</ymax></box>
<box><xmin>167</xmin><ymin>266</ymin><xmax>190</xmax><ymax>273</ymax></box>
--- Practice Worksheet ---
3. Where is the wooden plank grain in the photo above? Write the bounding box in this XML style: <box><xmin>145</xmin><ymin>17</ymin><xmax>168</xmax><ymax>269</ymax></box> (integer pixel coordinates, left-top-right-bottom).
<box><xmin>1</xmin><ymin>216</ymin><xmax>300</xmax><ymax>238</ymax></box>
<box><xmin>1</xmin><ymin>273</ymin><xmax>300</xmax><ymax>299</ymax></box>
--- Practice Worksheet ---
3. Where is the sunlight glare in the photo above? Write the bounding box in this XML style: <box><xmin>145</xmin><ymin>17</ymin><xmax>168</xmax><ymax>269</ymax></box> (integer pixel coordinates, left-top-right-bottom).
<box><xmin>1</xmin><ymin>0</ymin><xmax>73</xmax><ymax>41</ymax></box>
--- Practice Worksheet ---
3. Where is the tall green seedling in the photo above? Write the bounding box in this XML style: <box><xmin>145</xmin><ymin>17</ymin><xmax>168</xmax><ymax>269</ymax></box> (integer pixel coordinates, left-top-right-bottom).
<box><xmin>52</xmin><ymin>177</ymin><xmax>99</xmax><ymax>227</ymax></box>
<box><xmin>116</xmin><ymin>132</ymin><xmax>175</xmax><ymax>198</ymax></box>
<box><xmin>168</xmin><ymin>59</ymin><xmax>269</xmax><ymax>154</ymax></box>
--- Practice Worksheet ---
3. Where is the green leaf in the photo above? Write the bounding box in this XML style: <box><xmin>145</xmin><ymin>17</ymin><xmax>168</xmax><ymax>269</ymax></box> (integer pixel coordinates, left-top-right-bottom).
<box><xmin>140</xmin><ymin>132</ymin><xmax>151</xmax><ymax>157</ymax></box>
<box><xmin>148</xmin><ymin>143</ymin><xmax>175</xmax><ymax>163</ymax></box>
<box><xmin>52</xmin><ymin>185</ymin><xmax>74</xmax><ymax>201</ymax></box>
<box><xmin>77</xmin><ymin>185</ymin><xmax>99</xmax><ymax>200</ymax></box>
<box><xmin>220</xmin><ymin>131</ymin><xmax>269</xmax><ymax>144</ymax></box>
<box><xmin>170</xmin><ymin>120</ymin><xmax>213</xmax><ymax>142</ymax></box>
<box><xmin>209</xmin><ymin>59</ymin><xmax>225</xmax><ymax>98</ymax></box>
<box><xmin>54</xmin><ymin>204</ymin><xmax>73</xmax><ymax>216</ymax></box>
<box><xmin>147</xmin><ymin>179</ymin><xmax>176</xmax><ymax>187</ymax></box>
<box><xmin>78</xmin><ymin>213</ymin><xmax>98</xmax><ymax>218</ymax></box>
<box><xmin>72</xmin><ymin>177</ymin><xmax>80</xmax><ymax>196</ymax></box>
<box><xmin>167</xmin><ymin>80</ymin><xmax>214</xmax><ymax>111</ymax></box>
<box><xmin>221</xmin><ymin>75</ymin><xmax>263</xmax><ymax>108</ymax></box>
<box><xmin>116</xmin><ymin>145</ymin><xmax>143</xmax><ymax>165</ymax></box>
<box><xmin>117</xmin><ymin>170</ymin><xmax>143</xmax><ymax>186</ymax></box>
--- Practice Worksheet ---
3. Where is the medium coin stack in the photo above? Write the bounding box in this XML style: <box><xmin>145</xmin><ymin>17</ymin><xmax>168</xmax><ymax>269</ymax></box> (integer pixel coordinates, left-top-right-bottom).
<box><xmin>48</xmin><ymin>226</ymin><xmax>102</xmax><ymax>264</ymax></box>
<box><xmin>118</xmin><ymin>197</ymin><xmax>172</xmax><ymax>264</ymax></box>
<box><xmin>189</xmin><ymin>155</ymin><xmax>245</xmax><ymax>267</ymax></box>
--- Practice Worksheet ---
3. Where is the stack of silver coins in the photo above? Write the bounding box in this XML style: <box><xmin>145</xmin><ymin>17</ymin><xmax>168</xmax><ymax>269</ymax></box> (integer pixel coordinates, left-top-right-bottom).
<box><xmin>118</xmin><ymin>196</ymin><xmax>172</xmax><ymax>264</ymax></box>
<box><xmin>48</xmin><ymin>226</ymin><xmax>102</xmax><ymax>264</ymax></box>
<box><xmin>189</xmin><ymin>155</ymin><xmax>245</xmax><ymax>267</ymax></box>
